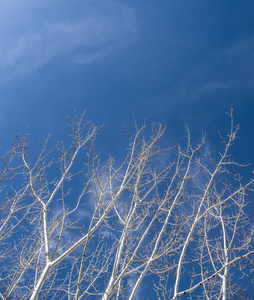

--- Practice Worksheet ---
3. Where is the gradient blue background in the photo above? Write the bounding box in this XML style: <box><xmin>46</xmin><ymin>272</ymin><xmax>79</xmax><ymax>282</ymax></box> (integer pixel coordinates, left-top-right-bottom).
<box><xmin>0</xmin><ymin>1</ymin><xmax>253</xmax><ymax>297</ymax></box>
<box><xmin>0</xmin><ymin>1</ymin><xmax>253</xmax><ymax>150</ymax></box>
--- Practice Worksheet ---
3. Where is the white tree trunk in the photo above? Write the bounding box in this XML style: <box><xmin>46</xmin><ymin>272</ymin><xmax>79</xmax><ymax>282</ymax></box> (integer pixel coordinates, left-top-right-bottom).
<box><xmin>30</xmin><ymin>263</ymin><xmax>52</xmax><ymax>300</ymax></box>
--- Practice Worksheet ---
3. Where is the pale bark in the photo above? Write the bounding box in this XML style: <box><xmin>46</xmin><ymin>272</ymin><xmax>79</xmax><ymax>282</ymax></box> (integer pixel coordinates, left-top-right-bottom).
<box><xmin>0</xmin><ymin>111</ymin><xmax>253</xmax><ymax>300</ymax></box>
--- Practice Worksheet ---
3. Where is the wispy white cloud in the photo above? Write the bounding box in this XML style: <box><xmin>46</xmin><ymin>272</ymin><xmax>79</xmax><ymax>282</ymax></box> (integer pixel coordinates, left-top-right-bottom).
<box><xmin>0</xmin><ymin>1</ymin><xmax>139</xmax><ymax>82</ymax></box>
<box><xmin>164</xmin><ymin>35</ymin><xmax>254</xmax><ymax>106</ymax></box>
<box><xmin>189</xmin><ymin>81</ymin><xmax>228</xmax><ymax>99</ymax></box>
<box><xmin>227</xmin><ymin>35</ymin><xmax>254</xmax><ymax>58</ymax></box>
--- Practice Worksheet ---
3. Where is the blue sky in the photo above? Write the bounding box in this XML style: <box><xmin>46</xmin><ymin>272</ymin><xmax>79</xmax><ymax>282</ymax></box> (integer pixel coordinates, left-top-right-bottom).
<box><xmin>0</xmin><ymin>1</ymin><xmax>253</xmax><ymax>199</ymax></box>
<box><xmin>1</xmin><ymin>0</ymin><xmax>254</xmax><ymax>204</ymax></box>
<box><xmin>0</xmin><ymin>0</ymin><xmax>253</xmax><ymax>156</ymax></box>
<box><xmin>0</xmin><ymin>1</ymin><xmax>254</xmax><ymax>298</ymax></box>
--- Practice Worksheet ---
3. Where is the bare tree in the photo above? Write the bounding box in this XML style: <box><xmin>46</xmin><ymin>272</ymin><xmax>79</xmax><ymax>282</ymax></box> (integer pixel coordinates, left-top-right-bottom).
<box><xmin>0</xmin><ymin>110</ymin><xmax>253</xmax><ymax>299</ymax></box>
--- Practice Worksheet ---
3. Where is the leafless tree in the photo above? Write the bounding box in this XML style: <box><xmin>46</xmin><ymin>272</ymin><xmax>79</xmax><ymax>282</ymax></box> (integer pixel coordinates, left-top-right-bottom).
<box><xmin>0</xmin><ymin>110</ymin><xmax>253</xmax><ymax>299</ymax></box>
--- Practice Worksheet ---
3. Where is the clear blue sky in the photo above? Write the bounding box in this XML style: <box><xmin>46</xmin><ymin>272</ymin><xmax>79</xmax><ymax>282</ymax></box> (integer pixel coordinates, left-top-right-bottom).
<box><xmin>0</xmin><ymin>1</ymin><xmax>254</xmax><ymax>298</ymax></box>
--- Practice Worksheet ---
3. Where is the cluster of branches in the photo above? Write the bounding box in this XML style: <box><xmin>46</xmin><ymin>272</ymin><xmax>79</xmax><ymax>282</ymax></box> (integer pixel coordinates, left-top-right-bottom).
<box><xmin>0</xmin><ymin>111</ymin><xmax>253</xmax><ymax>299</ymax></box>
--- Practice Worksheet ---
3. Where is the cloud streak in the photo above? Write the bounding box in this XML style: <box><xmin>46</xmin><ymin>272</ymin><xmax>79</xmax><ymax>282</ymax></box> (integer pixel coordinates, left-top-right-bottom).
<box><xmin>0</xmin><ymin>1</ymin><xmax>139</xmax><ymax>82</ymax></box>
